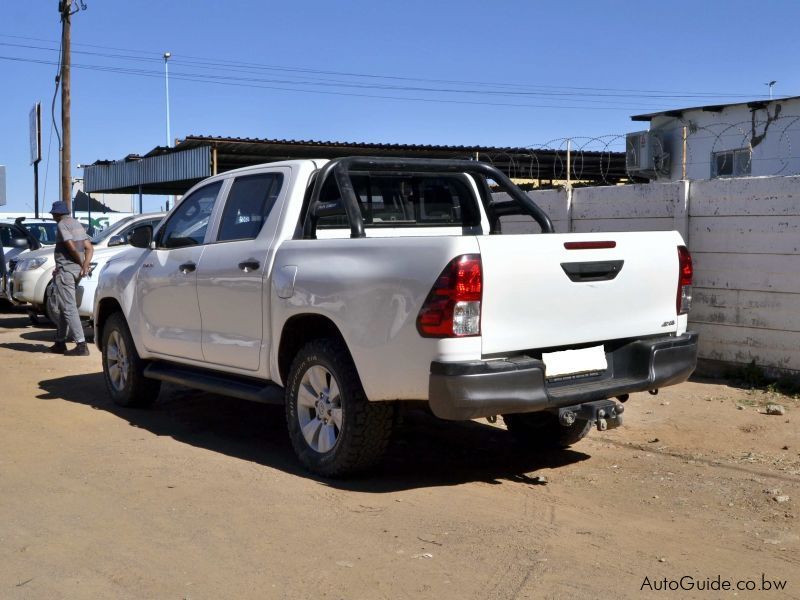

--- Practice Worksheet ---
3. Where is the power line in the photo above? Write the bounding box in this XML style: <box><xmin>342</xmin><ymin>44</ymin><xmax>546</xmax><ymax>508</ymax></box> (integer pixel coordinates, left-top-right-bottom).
<box><xmin>0</xmin><ymin>32</ymin><xmax>782</xmax><ymax>101</ymax></box>
<box><xmin>0</xmin><ymin>40</ymin><xmax>745</xmax><ymax>103</ymax></box>
<box><xmin>0</xmin><ymin>54</ymin><xmax>674</xmax><ymax>111</ymax></box>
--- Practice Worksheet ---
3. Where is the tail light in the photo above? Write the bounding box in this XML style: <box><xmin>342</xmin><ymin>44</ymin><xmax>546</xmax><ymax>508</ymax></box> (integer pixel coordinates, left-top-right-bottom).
<box><xmin>677</xmin><ymin>245</ymin><xmax>693</xmax><ymax>315</ymax></box>
<box><xmin>417</xmin><ymin>255</ymin><xmax>482</xmax><ymax>337</ymax></box>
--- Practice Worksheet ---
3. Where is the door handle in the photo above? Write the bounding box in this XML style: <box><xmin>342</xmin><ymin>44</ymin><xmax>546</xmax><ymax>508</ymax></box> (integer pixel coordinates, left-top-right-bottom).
<box><xmin>178</xmin><ymin>262</ymin><xmax>196</xmax><ymax>274</ymax></box>
<box><xmin>238</xmin><ymin>260</ymin><xmax>260</xmax><ymax>272</ymax></box>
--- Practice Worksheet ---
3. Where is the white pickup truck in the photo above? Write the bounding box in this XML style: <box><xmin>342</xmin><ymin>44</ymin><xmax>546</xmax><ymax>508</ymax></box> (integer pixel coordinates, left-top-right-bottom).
<box><xmin>94</xmin><ymin>157</ymin><xmax>698</xmax><ymax>476</ymax></box>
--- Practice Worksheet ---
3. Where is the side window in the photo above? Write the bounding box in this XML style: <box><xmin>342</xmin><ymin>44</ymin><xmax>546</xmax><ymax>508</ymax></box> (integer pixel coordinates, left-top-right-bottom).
<box><xmin>217</xmin><ymin>173</ymin><xmax>284</xmax><ymax>242</ymax></box>
<box><xmin>120</xmin><ymin>220</ymin><xmax>160</xmax><ymax>244</ymax></box>
<box><xmin>157</xmin><ymin>182</ymin><xmax>222</xmax><ymax>249</ymax></box>
<box><xmin>0</xmin><ymin>226</ymin><xmax>12</xmax><ymax>247</ymax></box>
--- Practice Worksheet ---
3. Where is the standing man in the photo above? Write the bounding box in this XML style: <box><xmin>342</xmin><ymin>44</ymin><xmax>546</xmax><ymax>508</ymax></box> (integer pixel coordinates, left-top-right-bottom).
<box><xmin>49</xmin><ymin>200</ymin><xmax>93</xmax><ymax>356</ymax></box>
<box><xmin>0</xmin><ymin>233</ymin><xmax>6</xmax><ymax>295</ymax></box>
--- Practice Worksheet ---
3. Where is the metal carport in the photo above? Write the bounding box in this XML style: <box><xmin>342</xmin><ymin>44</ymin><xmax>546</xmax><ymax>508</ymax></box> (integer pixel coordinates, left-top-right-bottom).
<box><xmin>84</xmin><ymin>135</ymin><xmax>627</xmax><ymax>196</ymax></box>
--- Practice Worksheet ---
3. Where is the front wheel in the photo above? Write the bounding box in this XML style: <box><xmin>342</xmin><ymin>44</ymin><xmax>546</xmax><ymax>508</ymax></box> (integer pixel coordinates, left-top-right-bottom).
<box><xmin>286</xmin><ymin>338</ymin><xmax>393</xmax><ymax>477</ymax></box>
<box><xmin>503</xmin><ymin>412</ymin><xmax>592</xmax><ymax>450</ymax></box>
<box><xmin>101</xmin><ymin>312</ymin><xmax>160</xmax><ymax>408</ymax></box>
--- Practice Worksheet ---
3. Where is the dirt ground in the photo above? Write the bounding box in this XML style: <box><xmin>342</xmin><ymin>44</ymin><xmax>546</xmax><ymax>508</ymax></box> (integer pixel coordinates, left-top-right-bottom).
<box><xmin>0</xmin><ymin>307</ymin><xmax>798</xmax><ymax>599</ymax></box>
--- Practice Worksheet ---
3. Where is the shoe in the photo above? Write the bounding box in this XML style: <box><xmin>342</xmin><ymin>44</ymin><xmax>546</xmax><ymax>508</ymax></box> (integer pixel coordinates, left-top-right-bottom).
<box><xmin>49</xmin><ymin>341</ymin><xmax>67</xmax><ymax>354</ymax></box>
<box><xmin>65</xmin><ymin>342</ymin><xmax>90</xmax><ymax>357</ymax></box>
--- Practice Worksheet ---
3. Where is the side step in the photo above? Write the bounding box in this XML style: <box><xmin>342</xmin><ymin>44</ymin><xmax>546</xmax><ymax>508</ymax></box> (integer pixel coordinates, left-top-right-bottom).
<box><xmin>144</xmin><ymin>362</ymin><xmax>284</xmax><ymax>404</ymax></box>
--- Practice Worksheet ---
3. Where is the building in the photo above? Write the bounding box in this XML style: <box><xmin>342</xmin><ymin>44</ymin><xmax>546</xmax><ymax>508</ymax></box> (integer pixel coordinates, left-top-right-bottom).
<box><xmin>83</xmin><ymin>135</ymin><xmax>627</xmax><ymax>199</ymax></box>
<box><xmin>627</xmin><ymin>96</ymin><xmax>800</xmax><ymax>182</ymax></box>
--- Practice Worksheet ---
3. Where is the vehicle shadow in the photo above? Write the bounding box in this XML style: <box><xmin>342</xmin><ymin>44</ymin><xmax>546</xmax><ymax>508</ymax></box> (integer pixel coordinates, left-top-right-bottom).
<box><xmin>37</xmin><ymin>372</ymin><xmax>591</xmax><ymax>492</ymax></box>
<box><xmin>0</xmin><ymin>313</ymin><xmax>33</xmax><ymax>329</ymax></box>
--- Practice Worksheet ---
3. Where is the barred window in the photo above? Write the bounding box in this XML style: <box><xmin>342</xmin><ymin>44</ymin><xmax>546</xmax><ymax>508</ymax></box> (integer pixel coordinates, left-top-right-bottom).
<box><xmin>712</xmin><ymin>148</ymin><xmax>751</xmax><ymax>178</ymax></box>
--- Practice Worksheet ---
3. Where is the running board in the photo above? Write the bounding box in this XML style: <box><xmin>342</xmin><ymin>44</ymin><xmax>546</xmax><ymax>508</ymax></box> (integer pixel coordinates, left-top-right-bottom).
<box><xmin>144</xmin><ymin>362</ymin><xmax>284</xmax><ymax>404</ymax></box>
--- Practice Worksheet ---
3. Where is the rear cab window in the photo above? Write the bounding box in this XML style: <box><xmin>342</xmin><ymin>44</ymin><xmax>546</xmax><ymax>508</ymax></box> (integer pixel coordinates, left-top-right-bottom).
<box><xmin>314</xmin><ymin>173</ymin><xmax>482</xmax><ymax>233</ymax></box>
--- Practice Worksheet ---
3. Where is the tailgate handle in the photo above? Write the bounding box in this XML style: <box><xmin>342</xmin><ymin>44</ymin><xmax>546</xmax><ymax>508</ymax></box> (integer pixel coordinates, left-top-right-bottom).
<box><xmin>560</xmin><ymin>260</ymin><xmax>624</xmax><ymax>282</ymax></box>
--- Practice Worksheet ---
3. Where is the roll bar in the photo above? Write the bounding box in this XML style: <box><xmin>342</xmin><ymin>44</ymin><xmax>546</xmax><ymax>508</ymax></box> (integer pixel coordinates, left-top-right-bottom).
<box><xmin>302</xmin><ymin>156</ymin><xmax>554</xmax><ymax>239</ymax></box>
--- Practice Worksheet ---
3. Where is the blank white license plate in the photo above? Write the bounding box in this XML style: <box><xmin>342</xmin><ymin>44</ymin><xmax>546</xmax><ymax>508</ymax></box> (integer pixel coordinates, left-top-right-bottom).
<box><xmin>542</xmin><ymin>345</ymin><xmax>607</xmax><ymax>379</ymax></box>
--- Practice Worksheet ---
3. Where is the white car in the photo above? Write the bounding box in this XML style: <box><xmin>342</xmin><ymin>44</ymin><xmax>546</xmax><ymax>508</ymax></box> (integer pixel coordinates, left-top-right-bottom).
<box><xmin>1</xmin><ymin>217</ymin><xmax>57</xmax><ymax>302</ymax></box>
<box><xmin>11</xmin><ymin>213</ymin><xmax>164</xmax><ymax>324</ymax></box>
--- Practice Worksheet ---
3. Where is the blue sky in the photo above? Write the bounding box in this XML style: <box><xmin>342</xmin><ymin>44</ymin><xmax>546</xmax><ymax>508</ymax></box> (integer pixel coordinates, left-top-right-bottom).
<box><xmin>1</xmin><ymin>0</ymin><xmax>798</xmax><ymax>212</ymax></box>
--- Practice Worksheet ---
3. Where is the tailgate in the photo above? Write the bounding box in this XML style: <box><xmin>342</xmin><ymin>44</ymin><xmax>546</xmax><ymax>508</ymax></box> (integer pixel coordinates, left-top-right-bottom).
<box><xmin>478</xmin><ymin>231</ymin><xmax>684</xmax><ymax>355</ymax></box>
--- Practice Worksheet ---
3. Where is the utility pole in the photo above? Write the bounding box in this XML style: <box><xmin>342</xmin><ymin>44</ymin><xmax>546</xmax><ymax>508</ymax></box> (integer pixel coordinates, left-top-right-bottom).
<box><xmin>164</xmin><ymin>52</ymin><xmax>172</xmax><ymax>147</ymax></box>
<box><xmin>164</xmin><ymin>51</ymin><xmax>172</xmax><ymax>211</ymax></box>
<box><xmin>59</xmin><ymin>0</ymin><xmax>72</xmax><ymax>212</ymax></box>
<box><xmin>765</xmin><ymin>80</ymin><xmax>777</xmax><ymax>99</ymax></box>
<box><xmin>58</xmin><ymin>0</ymin><xmax>86</xmax><ymax>213</ymax></box>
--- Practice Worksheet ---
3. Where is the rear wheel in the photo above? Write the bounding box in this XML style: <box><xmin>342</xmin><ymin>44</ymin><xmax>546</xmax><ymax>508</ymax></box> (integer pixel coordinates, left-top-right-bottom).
<box><xmin>286</xmin><ymin>338</ymin><xmax>393</xmax><ymax>477</ymax></box>
<box><xmin>101</xmin><ymin>312</ymin><xmax>160</xmax><ymax>408</ymax></box>
<box><xmin>503</xmin><ymin>412</ymin><xmax>592</xmax><ymax>450</ymax></box>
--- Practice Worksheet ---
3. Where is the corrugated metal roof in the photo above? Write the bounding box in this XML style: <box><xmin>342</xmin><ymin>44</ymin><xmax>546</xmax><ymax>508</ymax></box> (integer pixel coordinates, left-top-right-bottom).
<box><xmin>631</xmin><ymin>95</ymin><xmax>800</xmax><ymax>122</ymax></box>
<box><xmin>85</xmin><ymin>146</ymin><xmax>211</xmax><ymax>194</ymax></box>
<box><xmin>179</xmin><ymin>134</ymin><xmax>555</xmax><ymax>153</ymax></box>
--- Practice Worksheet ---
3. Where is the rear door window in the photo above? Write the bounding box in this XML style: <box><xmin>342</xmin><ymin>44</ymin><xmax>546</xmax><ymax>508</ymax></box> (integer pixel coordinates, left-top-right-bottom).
<box><xmin>217</xmin><ymin>173</ymin><xmax>284</xmax><ymax>242</ymax></box>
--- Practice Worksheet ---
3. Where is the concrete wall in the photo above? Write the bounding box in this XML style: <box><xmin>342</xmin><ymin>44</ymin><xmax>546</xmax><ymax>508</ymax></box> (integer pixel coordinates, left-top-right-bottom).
<box><xmin>495</xmin><ymin>175</ymin><xmax>800</xmax><ymax>376</ymax></box>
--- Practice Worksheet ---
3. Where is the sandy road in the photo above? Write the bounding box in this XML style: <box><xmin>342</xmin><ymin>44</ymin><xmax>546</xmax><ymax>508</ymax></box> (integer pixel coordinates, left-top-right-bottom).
<box><xmin>0</xmin><ymin>308</ymin><xmax>798</xmax><ymax>599</ymax></box>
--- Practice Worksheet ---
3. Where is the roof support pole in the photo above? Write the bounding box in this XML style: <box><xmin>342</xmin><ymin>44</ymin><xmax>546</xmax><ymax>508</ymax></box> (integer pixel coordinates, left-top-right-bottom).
<box><xmin>681</xmin><ymin>126</ymin><xmax>688</xmax><ymax>180</ymax></box>
<box><xmin>566</xmin><ymin>139</ymin><xmax>573</xmax><ymax>233</ymax></box>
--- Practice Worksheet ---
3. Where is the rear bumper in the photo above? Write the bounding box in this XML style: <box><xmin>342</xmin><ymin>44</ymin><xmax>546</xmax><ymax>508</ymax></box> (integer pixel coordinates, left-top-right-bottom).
<box><xmin>428</xmin><ymin>333</ymin><xmax>698</xmax><ymax>420</ymax></box>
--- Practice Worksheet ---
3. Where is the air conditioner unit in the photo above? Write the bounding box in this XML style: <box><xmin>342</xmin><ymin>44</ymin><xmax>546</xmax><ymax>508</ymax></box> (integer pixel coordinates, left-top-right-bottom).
<box><xmin>626</xmin><ymin>130</ymin><xmax>670</xmax><ymax>178</ymax></box>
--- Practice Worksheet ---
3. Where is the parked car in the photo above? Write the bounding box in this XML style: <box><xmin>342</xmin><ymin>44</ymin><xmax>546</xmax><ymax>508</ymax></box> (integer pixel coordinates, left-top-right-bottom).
<box><xmin>0</xmin><ymin>217</ymin><xmax>54</xmax><ymax>302</ymax></box>
<box><xmin>11</xmin><ymin>213</ymin><xmax>165</xmax><ymax>324</ymax></box>
<box><xmin>94</xmin><ymin>158</ymin><xmax>698</xmax><ymax>476</ymax></box>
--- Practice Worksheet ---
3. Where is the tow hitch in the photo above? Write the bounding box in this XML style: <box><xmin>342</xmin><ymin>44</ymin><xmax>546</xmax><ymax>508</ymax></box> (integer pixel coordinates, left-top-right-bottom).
<box><xmin>558</xmin><ymin>399</ymin><xmax>624</xmax><ymax>431</ymax></box>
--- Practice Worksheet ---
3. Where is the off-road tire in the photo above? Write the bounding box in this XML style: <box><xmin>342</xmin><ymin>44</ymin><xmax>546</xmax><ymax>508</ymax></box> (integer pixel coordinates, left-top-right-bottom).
<box><xmin>503</xmin><ymin>411</ymin><xmax>592</xmax><ymax>450</ymax></box>
<box><xmin>286</xmin><ymin>338</ymin><xmax>393</xmax><ymax>477</ymax></box>
<box><xmin>101</xmin><ymin>312</ymin><xmax>160</xmax><ymax>408</ymax></box>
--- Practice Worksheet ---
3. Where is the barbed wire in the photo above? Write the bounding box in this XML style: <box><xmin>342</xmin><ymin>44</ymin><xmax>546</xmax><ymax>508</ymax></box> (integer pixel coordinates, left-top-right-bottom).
<box><xmin>450</xmin><ymin>112</ymin><xmax>800</xmax><ymax>186</ymax></box>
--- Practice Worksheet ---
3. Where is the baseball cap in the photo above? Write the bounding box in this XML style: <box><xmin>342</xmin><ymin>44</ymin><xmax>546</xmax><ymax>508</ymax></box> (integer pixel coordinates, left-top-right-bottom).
<box><xmin>49</xmin><ymin>201</ymin><xmax>70</xmax><ymax>215</ymax></box>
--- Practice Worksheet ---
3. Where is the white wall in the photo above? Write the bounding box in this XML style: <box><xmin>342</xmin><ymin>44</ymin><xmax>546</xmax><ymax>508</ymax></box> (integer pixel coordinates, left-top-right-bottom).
<box><xmin>73</xmin><ymin>180</ymin><xmax>134</xmax><ymax>213</ymax></box>
<box><xmin>495</xmin><ymin>175</ymin><xmax>800</xmax><ymax>376</ymax></box>
<box><xmin>0</xmin><ymin>212</ymin><xmax>133</xmax><ymax>233</ymax></box>
<box><xmin>643</xmin><ymin>97</ymin><xmax>800</xmax><ymax>182</ymax></box>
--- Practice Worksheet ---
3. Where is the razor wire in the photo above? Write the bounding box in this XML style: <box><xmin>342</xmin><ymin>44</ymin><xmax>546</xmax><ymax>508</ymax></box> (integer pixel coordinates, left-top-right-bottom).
<box><xmin>462</xmin><ymin>112</ymin><xmax>800</xmax><ymax>187</ymax></box>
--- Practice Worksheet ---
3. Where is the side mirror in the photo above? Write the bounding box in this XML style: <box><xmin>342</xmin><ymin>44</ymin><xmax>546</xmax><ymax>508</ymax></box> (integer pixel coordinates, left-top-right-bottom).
<box><xmin>107</xmin><ymin>234</ymin><xmax>126</xmax><ymax>247</ymax></box>
<box><xmin>12</xmin><ymin>238</ymin><xmax>29</xmax><ymax>249</ymax></box>
<box><xmin>128</xmin><ymin>225</ymin><xmax>153</xmax><ymax>249</ymax></box>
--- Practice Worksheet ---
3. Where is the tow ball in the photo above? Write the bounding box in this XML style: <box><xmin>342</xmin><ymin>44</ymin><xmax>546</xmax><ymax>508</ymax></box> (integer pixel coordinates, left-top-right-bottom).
<box><xmin>558</xmin><ymin>399</ymin><xmax>625</xmax><ymax>431</ymax></box>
